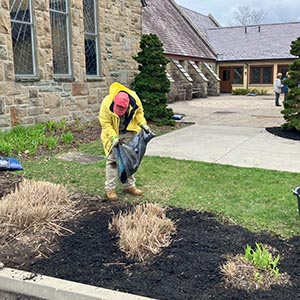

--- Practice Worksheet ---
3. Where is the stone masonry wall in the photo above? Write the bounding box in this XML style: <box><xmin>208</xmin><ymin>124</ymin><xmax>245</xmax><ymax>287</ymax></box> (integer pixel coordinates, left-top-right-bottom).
<box><xmin>186</xmin><ymin>62</ymin><xmax>208</xmax><ymax>98</ymax></box>
<box><xmin>201</xmin><ymin>62</ymin><xmax>220</xmax><ymax>96</ymax></box>
<box><xmin>167</xmin><ymin>60</ymin><xmax>192</xmax><ymax>102</ymax></box>
<box><xmin>0</xmin><ymin>0</ymin><xmax>142</xmax><ymax>130</ymax></box>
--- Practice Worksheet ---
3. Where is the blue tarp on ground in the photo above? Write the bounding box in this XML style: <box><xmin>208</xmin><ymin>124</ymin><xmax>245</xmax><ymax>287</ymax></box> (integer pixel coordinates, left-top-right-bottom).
<box><xmin>0</xmin><ymin>156</ymin><xmax>23</xmax><ymax>171</ymax></box>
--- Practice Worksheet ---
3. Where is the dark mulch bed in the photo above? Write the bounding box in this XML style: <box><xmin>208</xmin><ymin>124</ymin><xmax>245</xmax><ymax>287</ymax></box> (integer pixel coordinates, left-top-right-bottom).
<box><xmin>24</xmin><ymin>206</ymin><xmax>300</xmax><ymax>300</ymax></box>
<box><xmin>1</xmin><ymin>123</ymin><xmax>300</xmax><ymax>299</ymax></box>
<box><xmin>1</xmin><ymin>175</ymin><xmax>300</xmax><ymax>300</ymax></box>
<box><xmin>266</xmin><ymin>127</ymin><xmax>300</xmax><ymax>141</ymax></box>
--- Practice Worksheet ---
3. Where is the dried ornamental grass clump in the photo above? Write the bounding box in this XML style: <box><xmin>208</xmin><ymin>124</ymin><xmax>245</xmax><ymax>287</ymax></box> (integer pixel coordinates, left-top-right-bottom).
<box><xmin>109</xmin><ymin>202</ymin><xmax>176</xmax><ymax>262</ymax></box>
<box><xmin>0</xmin><ymin>179</ymin><xmax>75</xmax><ymax>236</ymax></box>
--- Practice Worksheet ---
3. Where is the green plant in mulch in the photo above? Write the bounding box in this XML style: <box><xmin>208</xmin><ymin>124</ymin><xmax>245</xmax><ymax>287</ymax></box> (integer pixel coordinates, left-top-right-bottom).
<box><xmin>46</xmin><ymin>136</ymin><xmax>59</xmax><ymax>150</ymax></box>
<box><xmin>61</xmin><ymin>131</ymin><xmax>74</xmax><ymax>144</ymax></box>
<box><xmin>0</xmin><ymin>119</ymin><xmax>77</xmax><ymax>156</ymax></box>
<box><xmin>220</xmin><ymin>243</ymin><xmax>290</xmax><ymax>290</ymax></box>
<box><xmin>0</xmin><ymin>123</ymin><xmax>46</xmax><ymax>156</ymax></box>
<box><xmin>244</xmin><ymin>243</ymin><xmax>280</xmax><ymax>277</ymax></box>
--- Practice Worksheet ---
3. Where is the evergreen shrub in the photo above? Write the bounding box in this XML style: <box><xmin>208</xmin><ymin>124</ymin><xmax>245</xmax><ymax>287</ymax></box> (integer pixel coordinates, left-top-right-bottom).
<box><xmin>281</xmin><ymin>37</ymin><xmax>300</xmax><ymax>131</ymax></box>
<box><xmin>131</xmin><ymin>34</ymin><xmax>175</xmax><ymax>126</ymax></box>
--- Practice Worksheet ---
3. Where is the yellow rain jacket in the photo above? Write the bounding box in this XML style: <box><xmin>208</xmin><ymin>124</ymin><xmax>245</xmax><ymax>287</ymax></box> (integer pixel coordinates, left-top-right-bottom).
<box><xmin>99</xmin><ymin>82</ymin><xmax>147</xmax><ymax>156</ymax></box>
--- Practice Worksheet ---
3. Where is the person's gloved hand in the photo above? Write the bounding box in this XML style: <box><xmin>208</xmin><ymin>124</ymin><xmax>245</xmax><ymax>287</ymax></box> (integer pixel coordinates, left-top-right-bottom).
<box><xmin>141</xmin><ymin>124</ymin><xmax>151</xmax><ymax>133</ymax></box>
<box><xmin>111</xmin><ymin>136</ymin><xmax>119</xmax><ymax>147</ymax></box>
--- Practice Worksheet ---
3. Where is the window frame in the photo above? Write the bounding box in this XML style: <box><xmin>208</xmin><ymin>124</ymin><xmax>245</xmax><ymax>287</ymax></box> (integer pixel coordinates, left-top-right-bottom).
<box><xmin>277</xmin><ymin>64</ymin><xmax>289</xmax><ymax>77</ymax></box>
<box><xmin>219</xmin><ymin>66</ymin><xmax>244</xmax><ymax>85</ymax></box>
<box><xmin>83</xmin><ymin>0</ymin><xmax>101</xmax><ymax>78</ymax></box>
<box><xmin>233</xmin><ymin>67</ymin><xmax>243</xmax><ymax>84</ymax></box>
<box><xmin>249</xmin><ymin>65</ymin><xmax>273</xmax><ymax>85</ymax></box>
<box><xmin>10</xmin><ymin>0</ymin><xmax>38</xmax><ymax>80</ymax></box>
<box><xmin>49</xmin><ymin>0</ymin><xmax>73</xmax><ymax>79</ymax></box>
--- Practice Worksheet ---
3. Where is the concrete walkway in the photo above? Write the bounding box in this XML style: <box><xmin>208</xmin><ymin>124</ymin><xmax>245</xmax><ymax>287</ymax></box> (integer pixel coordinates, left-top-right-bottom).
<box><xmin>146</xmin><ymin>94</ymin><xmax>300</xmax><ymax>173</ymax></box>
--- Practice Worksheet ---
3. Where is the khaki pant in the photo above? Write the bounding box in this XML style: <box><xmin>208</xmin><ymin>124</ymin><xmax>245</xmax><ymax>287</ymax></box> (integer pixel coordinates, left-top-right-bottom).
<box><xmin>105</xmin><ymin>131</ymin><xmax>136</xmax><ymax>191</ymax></box>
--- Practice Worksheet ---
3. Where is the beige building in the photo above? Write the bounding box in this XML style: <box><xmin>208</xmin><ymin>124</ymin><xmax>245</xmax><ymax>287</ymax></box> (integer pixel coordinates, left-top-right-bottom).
<box><xmin>143</xmin><ymin>0</ymin><xmax>300</xmax><ymax>97</ymax></box>
<box><xmin>0</xmin><ymin>0</ymin><xmax>145</xmax><ymax>130</ymax></box>
<box><xmin>206</xmin><ymin>23</ymin><xmax>300</xmax><ymax>94</ymax></box>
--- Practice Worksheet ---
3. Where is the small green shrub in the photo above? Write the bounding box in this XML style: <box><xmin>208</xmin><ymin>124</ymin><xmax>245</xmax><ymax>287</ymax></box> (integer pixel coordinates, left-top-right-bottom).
<box><xmin>45</xmin><ymin>119</ymin><xmax>67</xmax><ymax>134</ymax></box>
<box><xmin>232</xmin><ymin>88</ymin><xmax>268</xmax><ymax>95</ymax></box>
<box><xmin>245</xmin><ymin>243</ymin><xmax>280</xmax><ymax>277</ymax></box>
<box><xmin>61</xmin><ymin>131</ymin><xmax>73</xmax><ymax>144</ymax></box>
<box><xmin>0</xmin><ymin>140</ymin><xmax>13</xmax><ymax>156</ymax></box>
<box><xmin>0</xmin><ymin>124</ymin><xmax>46</xmax><ymax>156</ymax></box>
<box><xmin>0</xmin><ymin>120</ymin><xmax>78</xmax><ymax>156</ymax></box>
<box><xmin>56</xmin><ymin>119</ymin><xmax>67</xmax><ymax>130</ymax></box>
<box><xmin>255</xmin><ymin>88</ymin><xmax>269</xmax><ymax>95</ymax></box>
<box><xmin>45</xmin><ymin>121</ymin><xmax>57</xmax><ymax>134</ymax></box>
<box><xmin>232</xmin><ymin>88</ymin><xmax>248</xmax><ymax>95</ymax></box>
<box><xmin>45</xmin><ymin>137</ymin><xmax>59</xmax><ymax>150</ymax></box>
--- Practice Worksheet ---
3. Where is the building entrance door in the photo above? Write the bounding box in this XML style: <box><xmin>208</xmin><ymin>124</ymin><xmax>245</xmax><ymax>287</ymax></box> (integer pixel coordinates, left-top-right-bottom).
<box><xmin>220</xmin><ymin>68</ymin><xmax>232</xmax><ymax>93</ymax></box>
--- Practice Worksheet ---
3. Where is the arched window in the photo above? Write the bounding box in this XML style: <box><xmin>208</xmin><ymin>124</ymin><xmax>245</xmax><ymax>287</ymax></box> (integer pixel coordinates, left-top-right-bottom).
<box><xmin>49</xmin><ymin>0</ymin><xmax>72</xmax><ymax>76</ymax></box>
<box><xmin>10</xmin><ymin>0</ymin><xmax>37</xmax><ymax>77</ymax></box>
<box><xmin>83</xmin><ymin>0</ymin><xmax>100</xmax><ymax>77</ymax></box>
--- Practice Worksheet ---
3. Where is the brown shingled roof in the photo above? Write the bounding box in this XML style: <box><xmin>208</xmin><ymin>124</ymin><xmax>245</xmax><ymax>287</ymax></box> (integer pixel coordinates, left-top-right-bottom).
<box><xmin>142</xmin><ymin>0</ymin><xmax>216</xmax><ymax>60</ymax></box>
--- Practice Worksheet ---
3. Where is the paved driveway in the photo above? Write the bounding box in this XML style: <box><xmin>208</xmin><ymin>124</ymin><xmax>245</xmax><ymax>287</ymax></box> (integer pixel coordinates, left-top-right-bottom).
<box><xmin>146</xmin><ymin>94</ymin><xmax>300</xmax><ymax>173</ymax></box>
<box><xmin>168</xmin><ymin>94</ymin><xmax>283</xmax><ymax>128</ymax></box>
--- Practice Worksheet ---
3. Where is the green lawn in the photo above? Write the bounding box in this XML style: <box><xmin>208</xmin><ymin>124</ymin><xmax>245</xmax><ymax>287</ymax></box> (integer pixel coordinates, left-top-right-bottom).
<box><xmin>20</xmin><ymin>140</ymin><xmax>300</xmax><ymax>238</ymax></box>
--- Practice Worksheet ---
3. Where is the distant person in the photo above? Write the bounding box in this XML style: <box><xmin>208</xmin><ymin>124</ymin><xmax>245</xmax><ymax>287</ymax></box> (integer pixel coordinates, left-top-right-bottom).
<box><xmin>282</xmin><ymin>72</ymin><xmax>290</xmax><ymax>101</ymax></box>
<box><xmin>273</xmin><ymin>73</ymin><xmax>283</xmax><ymax>106</ymax></box>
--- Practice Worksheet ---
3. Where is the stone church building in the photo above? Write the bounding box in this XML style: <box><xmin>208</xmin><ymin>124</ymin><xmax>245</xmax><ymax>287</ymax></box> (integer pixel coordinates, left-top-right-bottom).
<box><xmin>0</xmin><ymin>0</ymin><xmax>146</xmax><ymax>130</ymax></box>
<box><xmin>1</xmin><ymin>0</ymin><xmax>299</xmax><ymax>130</ymax></box>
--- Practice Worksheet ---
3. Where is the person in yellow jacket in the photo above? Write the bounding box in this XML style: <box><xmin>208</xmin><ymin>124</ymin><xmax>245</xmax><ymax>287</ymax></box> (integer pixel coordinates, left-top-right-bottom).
<box><xmin>99</xmin><ymin>82</ymin><xmax>151</xmax><ymax>201</ymax></box>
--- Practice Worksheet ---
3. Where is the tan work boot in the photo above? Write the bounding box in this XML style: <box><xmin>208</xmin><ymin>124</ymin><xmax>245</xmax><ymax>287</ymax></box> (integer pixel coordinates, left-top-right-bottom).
<box><xmin>124</xmin><ymin>186</ymin><xmax>143</xmax><ymax>196</ymax></box>
<box><xmin>106</xmin><ymin>190</ymin><xmax>118</xmax><ymax>201</ymax></box>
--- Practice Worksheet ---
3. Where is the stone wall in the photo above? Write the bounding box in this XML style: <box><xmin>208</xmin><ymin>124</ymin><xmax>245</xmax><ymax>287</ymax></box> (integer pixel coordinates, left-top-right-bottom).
<box><xmin>167</xmin><ymin>60</ymin><xmax>193</xmax><ymax>102</ymax></box>
<box><xmin>202</xmin><ymin>62</ymin><xmax>220</xmax><ymax>96</ymax></box>
<box><xmin>186</xmin><ymin>61</ymin><xmax>208</xmax><ymax>98</ymax></box>
<box><xmin>167</xmin><ymin>59</ymin><xmax>219</xmax><ymax>102</ymax></box>
<box><xmin>0</xmin><ymin>0</ymin><xmax>143</xmax><ymax>130</ymax></box>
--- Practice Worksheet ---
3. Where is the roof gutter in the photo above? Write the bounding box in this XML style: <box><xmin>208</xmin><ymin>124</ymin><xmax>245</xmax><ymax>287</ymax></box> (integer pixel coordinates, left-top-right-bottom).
<box><xmin>217</xmin><ymin>57</ymin><xmax>296</xmax><ymax>63</ymax></box>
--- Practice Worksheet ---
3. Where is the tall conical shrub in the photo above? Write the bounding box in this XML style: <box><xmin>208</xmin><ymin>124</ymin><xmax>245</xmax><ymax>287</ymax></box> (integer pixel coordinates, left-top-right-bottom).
<box><xmin>281</xmin><ymin>37</ymin><xmax>300</xmax><ymax>131</ymax></box>
<box><xmin>131</xmin><ymin>34</ymin><xmax>174</xmax><ymax>125</ymax></box>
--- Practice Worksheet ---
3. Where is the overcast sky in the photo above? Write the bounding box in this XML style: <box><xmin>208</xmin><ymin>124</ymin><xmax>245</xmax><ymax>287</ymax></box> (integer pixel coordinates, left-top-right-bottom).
<box><xmin>175</xmin><ymin>0</ymin><xmax>300</xmax><ymax>26</ymax></box>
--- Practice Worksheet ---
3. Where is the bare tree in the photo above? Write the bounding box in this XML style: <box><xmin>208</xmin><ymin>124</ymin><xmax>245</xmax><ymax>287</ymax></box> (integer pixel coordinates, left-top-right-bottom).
<box><xmin>230</xmin><ymin>5</ymin><xmax>267</xmax><ymax>26</ymax></box>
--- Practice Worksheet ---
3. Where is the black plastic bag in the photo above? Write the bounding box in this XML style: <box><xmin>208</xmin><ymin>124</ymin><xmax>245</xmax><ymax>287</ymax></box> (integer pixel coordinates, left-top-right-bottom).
<box><xmin>114</xmin><ymin>129</ymin><xmax>155</xmax><ymax>183</ymax></box>
<box><xmin>0</xmin><ymin>156</ymin><xmax>23</xmax><ymax>171</ymax></box>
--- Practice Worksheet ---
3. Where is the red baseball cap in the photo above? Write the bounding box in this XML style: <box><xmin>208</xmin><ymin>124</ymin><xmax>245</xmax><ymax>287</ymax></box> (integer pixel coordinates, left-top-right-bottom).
<box><xmin>113</xmin><ymin>92</ymin><xmax>129</xmax><ymax>116</ymax></box>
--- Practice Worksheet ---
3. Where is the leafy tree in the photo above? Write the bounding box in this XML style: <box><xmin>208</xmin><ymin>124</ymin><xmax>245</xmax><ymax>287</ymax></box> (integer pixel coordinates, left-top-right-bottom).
<box><xmin>230</xmin><ymin>5</ymin><xmax>267</xmax><ymax>26</ymax></box>
<box><xmin>131</xmin><ymin>33</ymin><xmax>174</xmax><ymax>126</ymax></box>
<box><xmin>281</xmin><ymin>37</ymin><xmax>300</xmax><ymax>131</ymax></box>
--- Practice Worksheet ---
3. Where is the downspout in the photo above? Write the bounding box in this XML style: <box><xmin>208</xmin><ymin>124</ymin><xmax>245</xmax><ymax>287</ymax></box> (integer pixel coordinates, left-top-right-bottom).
<box><xmin>245</xmin><ymin>63</ymin><xmax>249</xmax><ymax>90</ymax></box>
